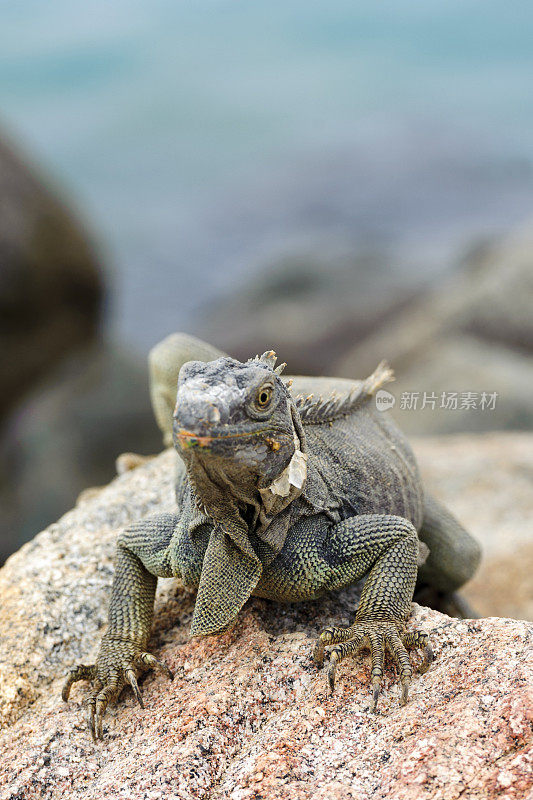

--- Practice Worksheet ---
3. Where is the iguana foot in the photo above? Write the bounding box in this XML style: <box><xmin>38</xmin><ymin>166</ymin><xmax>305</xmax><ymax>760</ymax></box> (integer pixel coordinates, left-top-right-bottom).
<box><xmin>312</xmin><ymin>620</ymin><xmax>433</xmax><ymax>711</ymax></box>
<box><xmin>62</xmin><ymin>636</ymin><xmax>173</xmax><ymax>741</ymax></box>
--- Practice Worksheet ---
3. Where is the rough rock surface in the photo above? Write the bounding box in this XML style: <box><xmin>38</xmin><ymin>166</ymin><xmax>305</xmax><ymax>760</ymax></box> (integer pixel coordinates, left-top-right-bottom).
<box><xmin>1</xmin><ymin>436</ymin><xmax>532</xmax><ymax>800</ymax></box>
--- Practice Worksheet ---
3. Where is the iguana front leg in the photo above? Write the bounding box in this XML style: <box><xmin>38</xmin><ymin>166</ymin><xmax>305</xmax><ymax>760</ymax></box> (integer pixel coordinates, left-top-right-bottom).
<box><xmin>312</xmin><ymin>514</ymin><xmax>433</xmax><ymax>711</ymax></box>
<box><xmin>62</xmin><ymin>513</ymin><xmax>180</xmax><ymax>740</ymax></box>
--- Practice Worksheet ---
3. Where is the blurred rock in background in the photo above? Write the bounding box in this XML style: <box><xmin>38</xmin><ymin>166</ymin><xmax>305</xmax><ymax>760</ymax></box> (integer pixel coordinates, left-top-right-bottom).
<box><xmin>0</xmin><ymin>134</ymin><xmax>161</xmax><ymax>562</ymax></box>
<box><xmin>414</xmin><ymin>432</ymin><xmax>533</xmax><ymax>622</ymax></box>
<box><xmin>0</xmin><ymin>134</ymin><xmax>104</xmax><ymax>419</ymax></box>
<box><xmin>196</xmin><ymin>224</ymin><xmax>533</xmax><ymax>434</ymax></box>
<box><xmin>336</xmin><ymin>225</ymin><xmax>533</xmax><ymax>434</ymax></box>
<box><xmin>195</xmin><ymin>249</ymin><xmax>424</xmax><ymax>376</ymax></box>
<box><xmin>0</xmin><ymin>343</ymin><xmax>162</xmax><ymax>564</ymax></box>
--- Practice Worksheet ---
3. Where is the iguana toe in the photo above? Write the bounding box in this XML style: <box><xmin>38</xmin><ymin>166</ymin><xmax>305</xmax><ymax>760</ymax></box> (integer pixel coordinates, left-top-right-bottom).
<box><xmin>61</xmin><ymin>664</ymin><xmax>97</xmax><ymax>702</ymax></box>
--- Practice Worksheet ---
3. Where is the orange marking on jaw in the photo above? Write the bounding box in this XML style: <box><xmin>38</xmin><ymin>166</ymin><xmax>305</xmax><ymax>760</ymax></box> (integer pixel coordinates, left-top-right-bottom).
<box><xmin>176</xmin><ymin>429</ymin><xmax>213</xmax><ymax>449</ymax></box>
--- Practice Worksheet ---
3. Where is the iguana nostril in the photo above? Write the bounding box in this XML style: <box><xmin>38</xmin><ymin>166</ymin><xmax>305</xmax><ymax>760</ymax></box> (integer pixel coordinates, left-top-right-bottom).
<box><xmin>207</xmin><ymin>405</ymin><xmax>221</xmax><ymax>424</ymax></box>
<box><xmin>174</xmin><ymin>392</ymin><xmax>218</xmax><ymax>432</ymax></box>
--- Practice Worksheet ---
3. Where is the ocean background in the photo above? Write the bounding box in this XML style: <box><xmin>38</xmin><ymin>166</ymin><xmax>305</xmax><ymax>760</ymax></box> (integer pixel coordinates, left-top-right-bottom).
<box><xmin>1</xmin><ymin>0</ymin><xmax>532</xmax><ymax>351</ymax></box>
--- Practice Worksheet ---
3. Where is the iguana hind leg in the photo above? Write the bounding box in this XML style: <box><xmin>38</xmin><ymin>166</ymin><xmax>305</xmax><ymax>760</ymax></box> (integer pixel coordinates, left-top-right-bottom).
<box><xmin>416</xmin><ymin>494</ymin><xmax>481</xmax><ymax>617</ymax></box>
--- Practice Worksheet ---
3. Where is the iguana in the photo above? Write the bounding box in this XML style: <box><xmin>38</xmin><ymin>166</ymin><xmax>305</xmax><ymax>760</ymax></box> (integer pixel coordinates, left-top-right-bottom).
<box><xmin>63</xmin><ymin>333</ymin><xmax>481</xmax><ymax>740</ymax></box>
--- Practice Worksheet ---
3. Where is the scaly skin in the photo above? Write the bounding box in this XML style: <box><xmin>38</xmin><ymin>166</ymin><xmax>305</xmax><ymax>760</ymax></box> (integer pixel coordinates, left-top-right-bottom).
<box><xmin>63</xmin><ymin>335</ymin><xmax>481</xmax><ymax>740</ymax></box>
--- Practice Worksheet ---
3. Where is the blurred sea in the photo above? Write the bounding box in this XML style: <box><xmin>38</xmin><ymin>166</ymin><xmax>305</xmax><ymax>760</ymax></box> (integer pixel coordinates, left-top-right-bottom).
<box><xmin>1</xmin><ymin>0</ymin><xmax>532</xmax><ymax>351</ymax></box>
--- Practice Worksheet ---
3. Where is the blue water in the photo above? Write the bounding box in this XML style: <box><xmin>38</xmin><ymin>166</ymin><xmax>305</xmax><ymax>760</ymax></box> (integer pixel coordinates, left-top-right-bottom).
<box><xmin>1</xmin><ymin>1</ymin><xmax>532</xmax><ymax>351</ymax></box>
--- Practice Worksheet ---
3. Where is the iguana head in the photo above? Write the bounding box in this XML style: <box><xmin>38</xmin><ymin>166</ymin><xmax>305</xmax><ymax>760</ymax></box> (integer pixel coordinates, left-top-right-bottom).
<box><xmin>173</xmin><ymin>351</ymin><xmax>306</xmax><ymax>499</ymax></box>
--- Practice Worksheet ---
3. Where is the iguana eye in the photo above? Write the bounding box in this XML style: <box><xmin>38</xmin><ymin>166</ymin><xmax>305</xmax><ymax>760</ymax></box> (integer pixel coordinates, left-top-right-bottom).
<box><xmin>256</xmin><ymin>385</ymin><xmax>273</xmax><ymax>409</ymax></box>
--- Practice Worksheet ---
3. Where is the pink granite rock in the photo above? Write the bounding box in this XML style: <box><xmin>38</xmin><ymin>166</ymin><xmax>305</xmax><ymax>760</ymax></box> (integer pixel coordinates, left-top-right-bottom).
<box><xmin>0</xmin><ymin>438</ymin><xmax>531</xmax><ymax>800</ymax></box>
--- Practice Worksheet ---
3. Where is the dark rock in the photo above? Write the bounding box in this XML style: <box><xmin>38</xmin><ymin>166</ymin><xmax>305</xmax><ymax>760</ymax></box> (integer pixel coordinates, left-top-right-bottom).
<box><xmin>0</xmin><ymin>132</ymin><xmax>104</xmax><ymax>421</ymax></box>
<box><xmin>334</xmin><ymin>226</ymin><xmax>533</xmax><ymax>434</ymax></box>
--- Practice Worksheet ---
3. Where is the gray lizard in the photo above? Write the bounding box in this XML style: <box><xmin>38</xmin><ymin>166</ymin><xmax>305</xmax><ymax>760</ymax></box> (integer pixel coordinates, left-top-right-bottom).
<box><xmin>63</xmin><ymin>333</ymin><xmax>481</xmax><ymax>740</ymax></box>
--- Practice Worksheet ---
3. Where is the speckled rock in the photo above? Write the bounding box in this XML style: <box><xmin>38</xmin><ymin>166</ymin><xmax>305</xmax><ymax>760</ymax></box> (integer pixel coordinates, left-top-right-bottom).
<box><xmin>0</xmin><ymin>437</ymin><xmax>532</xmax><ymax>800</ymax></box>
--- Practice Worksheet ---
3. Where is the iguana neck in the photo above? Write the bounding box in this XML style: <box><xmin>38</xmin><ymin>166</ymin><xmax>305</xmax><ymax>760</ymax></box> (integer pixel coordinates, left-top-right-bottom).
<box><xmin>185</xmin><ymin>451</ymin><xmax>259</xmax><ymax>530</ymax></box>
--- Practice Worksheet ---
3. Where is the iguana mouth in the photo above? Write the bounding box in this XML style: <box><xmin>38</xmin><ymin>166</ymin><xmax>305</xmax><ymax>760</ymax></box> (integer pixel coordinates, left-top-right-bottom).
<box><xmin>175</xmin><ymin>426</ymin><xmax>279</xmax><ymax>449</ymax></box>
<box><xmin>176</xmin><ymin>430</ymin><xmax>213</xmax><ymax>449</ymax></box>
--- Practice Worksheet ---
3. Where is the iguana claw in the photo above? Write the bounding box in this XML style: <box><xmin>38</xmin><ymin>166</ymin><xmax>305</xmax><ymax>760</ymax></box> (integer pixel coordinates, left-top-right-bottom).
<box><xmin>314</xmin><ymin>621</ymin><xmax>433</xmax><ymax>711</ymax></box>
<box><xmin>62</xmin><ymin>637</ymin><xmax>174</xmax><ymax>741</ymax></box>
